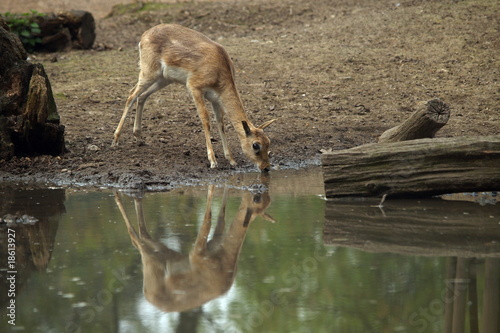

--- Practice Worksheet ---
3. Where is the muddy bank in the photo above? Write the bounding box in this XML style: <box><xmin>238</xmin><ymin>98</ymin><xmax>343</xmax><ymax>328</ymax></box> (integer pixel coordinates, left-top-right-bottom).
<box><xmin>0</xmin><ymin>0</ymin><xmax>498</xmax><ymax>190</ymax></box>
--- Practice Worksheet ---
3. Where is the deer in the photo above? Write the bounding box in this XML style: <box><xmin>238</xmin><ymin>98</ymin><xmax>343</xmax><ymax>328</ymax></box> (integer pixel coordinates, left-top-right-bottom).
<box><xmin>114</xmin><ymin>184</ymin><xmax>275</xmax><ymax>313</ymax></box>
<box><xmin>112</xmin><ymin>24</ymin><xmax>276</xmax><ymax>172</ymax></box>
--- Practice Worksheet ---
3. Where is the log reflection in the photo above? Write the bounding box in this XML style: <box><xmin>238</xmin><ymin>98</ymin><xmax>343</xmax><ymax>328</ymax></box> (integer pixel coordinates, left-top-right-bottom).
<box><xmin>323</xmin><ymin>197</ymin><xmax>500</xmax><ymax>257</ymax></box>
<box><xmin>324</xmin><ymin>197</ymin><xmax>500</xmax><ymax>332</ymax></box>
<box><xmin>115</xmin><ymin>185</ymin><xmax>274</xmax><ymax>313</ymax></box>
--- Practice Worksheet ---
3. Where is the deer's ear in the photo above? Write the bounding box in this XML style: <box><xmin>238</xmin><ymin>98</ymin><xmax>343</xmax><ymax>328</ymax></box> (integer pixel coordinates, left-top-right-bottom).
<box><xmin>262</xmin><ymin>213</ymin><xmax>276</xmax><ymax>223</ymax></box>
<box><xmin>242</xmin><ymin>121</ymin><xmax>252</xmax><ymax>136</ymax></box>
<box><xmin>259</xmin><ymin>119</ymin><xmax>277</xmax><ymax>129</ymax></box>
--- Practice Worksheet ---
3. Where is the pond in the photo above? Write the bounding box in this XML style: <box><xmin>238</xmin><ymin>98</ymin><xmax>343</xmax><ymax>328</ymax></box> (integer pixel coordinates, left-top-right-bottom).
<box><xmin>0</xmin><ymin>167</ymin><xmax>499</xmax><ymax>333</ymax></box>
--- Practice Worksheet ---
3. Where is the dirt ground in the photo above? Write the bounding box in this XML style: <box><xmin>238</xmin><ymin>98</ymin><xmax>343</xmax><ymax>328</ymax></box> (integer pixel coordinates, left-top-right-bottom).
<box><xmin>0</xmin><ymin>0</ymin><xmax>498</xmax><ymax>190</ymax></box>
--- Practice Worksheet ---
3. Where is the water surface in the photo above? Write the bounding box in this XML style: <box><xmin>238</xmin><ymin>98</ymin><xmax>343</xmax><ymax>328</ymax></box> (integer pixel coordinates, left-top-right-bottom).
<box><xmin>0</xmin><ymin>167</ymin><xmax>498</xmax><ymax>332</ymax></box>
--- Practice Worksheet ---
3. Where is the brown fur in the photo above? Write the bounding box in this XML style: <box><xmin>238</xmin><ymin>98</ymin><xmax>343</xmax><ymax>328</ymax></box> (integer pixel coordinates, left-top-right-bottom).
<box><xmin>112</xmin><ymin>24</ymin><xmax>275</xmax><ymax>171</ymax></box>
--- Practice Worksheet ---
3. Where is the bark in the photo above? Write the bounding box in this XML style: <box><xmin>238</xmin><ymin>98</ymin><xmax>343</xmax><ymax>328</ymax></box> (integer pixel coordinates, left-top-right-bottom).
<box><xmin>0</xmin><ymin>17</ymin><xmax>65</xmax><ymax>159</ymax></box>
<box><xmin>322</xmin><ymin>136</ymin><xmax>500</xmax><ymax>198</ymax></box>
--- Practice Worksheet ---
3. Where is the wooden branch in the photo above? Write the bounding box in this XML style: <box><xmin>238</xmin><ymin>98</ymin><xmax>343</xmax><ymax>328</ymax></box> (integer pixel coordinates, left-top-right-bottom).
<box><xmin>379</xmin><ymin>99</ymin><xmax>450</xmax><ymax>143</ymax></box>
<box><xmin>322</xmin><ymin>135</ymin><xmax>500</xmax><ymax>198</ymax></box>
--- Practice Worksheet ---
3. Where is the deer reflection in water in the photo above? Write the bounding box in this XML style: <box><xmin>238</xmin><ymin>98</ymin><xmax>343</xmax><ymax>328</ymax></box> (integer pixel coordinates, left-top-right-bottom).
<box><xmin>114</xmin><ymin>185</ymin><xmax>274</xmax><ymax>313</ymax></box>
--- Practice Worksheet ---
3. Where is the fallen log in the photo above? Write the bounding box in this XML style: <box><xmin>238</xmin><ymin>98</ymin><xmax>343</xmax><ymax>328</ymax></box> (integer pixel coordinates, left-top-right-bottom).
<box><xmin>321</xmin><ymin>135</ymin><xmax>500</xmax><ymax>198</ymax></box>
<box><xmin>57</xmin><ymin>10</ymin><xmax>96</xmax><ymax>49</ymax></box>
<box><xmin>379</xmin><ymin>98</ymin><xmax>450</xmax><ymax>143</ymax></box>
<box><xmin>32</xmin><ymin>10</ymin><xmax>95</xmax><ymax>51</ymax></box>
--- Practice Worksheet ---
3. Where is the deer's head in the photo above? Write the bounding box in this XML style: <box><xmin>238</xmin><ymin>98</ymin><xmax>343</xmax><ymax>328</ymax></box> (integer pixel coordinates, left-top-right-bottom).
<box><xmin>241</xmin><ymin>119</ymin><xmax>276</xmax><ymax>172</ymax></box>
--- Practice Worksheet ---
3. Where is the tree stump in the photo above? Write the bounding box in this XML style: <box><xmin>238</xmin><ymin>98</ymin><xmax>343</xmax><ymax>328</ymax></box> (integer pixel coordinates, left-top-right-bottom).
<box><xmin>378</xmin><ymin>99</ymin><xmax>450</xmax><ymax>143</ymax></box>
<box><xmin>15</xmin><ymin>64</ymin><xmax>65</xmax><ymax>155</ymax></box>
<box><xmin>0</xmin><ymin>17</ymin><xmax>65</xmax><ymax>159</ymax></box>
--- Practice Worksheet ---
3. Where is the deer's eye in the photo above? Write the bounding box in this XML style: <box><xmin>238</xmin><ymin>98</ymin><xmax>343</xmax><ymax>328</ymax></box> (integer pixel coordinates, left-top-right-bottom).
<box><xmin>252</xmin><ymin>142</ymin><xmax>261</xmax><ymax>153</ymax></box>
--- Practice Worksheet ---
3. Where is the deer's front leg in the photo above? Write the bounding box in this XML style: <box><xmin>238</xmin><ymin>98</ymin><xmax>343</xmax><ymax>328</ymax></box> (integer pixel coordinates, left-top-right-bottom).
<box><xmin>189</xmin><ymin>86</ymin><xmax>217</xmax><ymax>168</ymax></box>
<box><xmin>211</xmin><ymin>100</ymin><xmax>237</xmax><ymax>167</ymax></box>
<box><xmin>193</xmin><ymin>185</ymin><xmax>215</xmax><ymax>254</ymax></box>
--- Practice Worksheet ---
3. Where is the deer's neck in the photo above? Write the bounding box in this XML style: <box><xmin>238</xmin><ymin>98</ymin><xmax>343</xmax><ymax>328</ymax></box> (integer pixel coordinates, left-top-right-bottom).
<box><xmin>219</xmin><ymin>87</ymin><xmax>253</xmax><ymax>139</ymax></box>
<box><xmin>220</xmin><ymin>206</ymin><xmax>252</xmax><ymax>263</ymax></box>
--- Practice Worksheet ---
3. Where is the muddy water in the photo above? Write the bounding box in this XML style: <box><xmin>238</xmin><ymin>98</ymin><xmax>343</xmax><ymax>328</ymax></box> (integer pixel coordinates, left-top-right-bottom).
<box><xmin>0</xmin><ymin>167</ymin><xmax>499</xmax><ymax>333</ymax></box>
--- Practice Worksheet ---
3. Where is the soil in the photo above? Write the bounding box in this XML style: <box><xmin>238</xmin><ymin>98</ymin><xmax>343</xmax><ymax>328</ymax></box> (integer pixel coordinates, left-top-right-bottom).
<box><xmin>0</xmin><ymin>0</ymin><xmax>498</xmax><ymax>190</ymax></box>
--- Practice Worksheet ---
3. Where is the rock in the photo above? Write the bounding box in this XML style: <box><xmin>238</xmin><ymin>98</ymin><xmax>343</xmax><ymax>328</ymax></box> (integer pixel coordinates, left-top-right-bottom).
<box><xmin>86</xmin><ymin>144</ymin><xmax>100</xmax><ymax>152</ymax></box>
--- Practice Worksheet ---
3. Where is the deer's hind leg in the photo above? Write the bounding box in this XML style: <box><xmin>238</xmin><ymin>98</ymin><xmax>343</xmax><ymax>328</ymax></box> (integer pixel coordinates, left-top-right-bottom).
<box><xmin>113</xmin><ymin>82</ymin><xmax>142</xmax><ymax>146</ymax></box>
<box><xmin>132</xmin><ymin>78</ymin><xmax>169</xmax><ymax>143</ymax></box>
<box><xmin>113</xmin><ymin>59</ymin><xmax>168</xmax><ymax>145</ymax></box>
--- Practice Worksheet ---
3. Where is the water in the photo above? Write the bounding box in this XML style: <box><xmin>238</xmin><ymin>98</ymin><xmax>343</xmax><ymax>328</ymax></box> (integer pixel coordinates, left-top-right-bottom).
<box><xmin>0</xmin><ymin>167</ymin><xmax>499</xmax><ymax>333</ymax></box>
